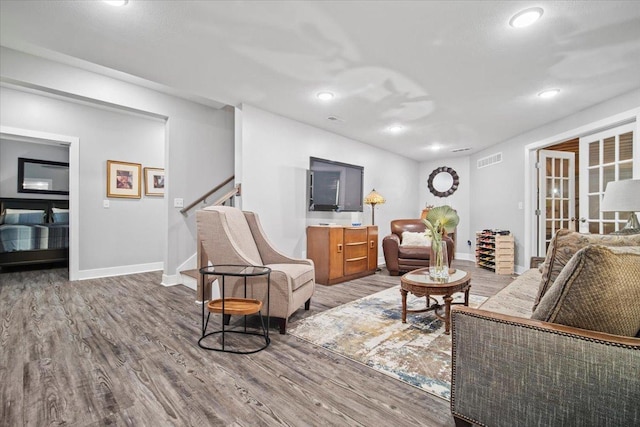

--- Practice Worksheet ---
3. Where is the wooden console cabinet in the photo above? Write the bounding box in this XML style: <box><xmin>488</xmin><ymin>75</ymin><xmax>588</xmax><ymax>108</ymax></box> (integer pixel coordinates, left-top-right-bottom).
<box><xmin>307</xmin><ymin>225</ymin><xmax>378</xmax><ymax>285</ymax></box>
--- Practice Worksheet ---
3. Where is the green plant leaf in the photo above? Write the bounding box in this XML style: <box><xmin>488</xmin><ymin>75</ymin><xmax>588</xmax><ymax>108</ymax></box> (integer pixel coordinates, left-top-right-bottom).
<box><xmin>426</xmin><ymin>205</ymin><xmax>460</xmax><ymax>233</ymax></box>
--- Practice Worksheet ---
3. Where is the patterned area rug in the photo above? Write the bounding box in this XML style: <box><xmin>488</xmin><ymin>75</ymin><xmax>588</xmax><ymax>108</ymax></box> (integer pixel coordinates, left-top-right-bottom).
<box><xmin>288</xmin><ymin>286</ymin><xmax>486</xmax><ymax>400</ymax></box>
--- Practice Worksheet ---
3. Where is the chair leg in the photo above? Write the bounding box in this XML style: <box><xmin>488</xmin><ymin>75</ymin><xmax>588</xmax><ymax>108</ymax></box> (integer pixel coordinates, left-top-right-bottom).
<box><xmin>277</xmin><ymin>318</ymin><xmax>287</xmax><ymax>334</ymax></box>
<box><xmin>304</xmin><ymin>298</ymin><xmax>311</xmax><ymax>310</ymax></box>
<box><xmin>453</xmin><ymin>415</ymin><xmax>473</xmax><ymax>427</ymax></box>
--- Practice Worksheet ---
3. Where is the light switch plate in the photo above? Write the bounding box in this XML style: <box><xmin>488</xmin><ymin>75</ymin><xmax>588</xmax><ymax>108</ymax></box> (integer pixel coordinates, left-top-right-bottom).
<box><xmin>103</xmin><ymin>200</ymin><xmax>110</xmax><ymax>208</ymax></box>
<box><xmin>174</xmin><ymin>198</ymin><xmax>184</xmax><ymax>208</ymax></box>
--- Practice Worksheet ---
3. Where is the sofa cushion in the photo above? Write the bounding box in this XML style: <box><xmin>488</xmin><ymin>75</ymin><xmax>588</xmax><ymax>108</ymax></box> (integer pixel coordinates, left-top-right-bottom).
<box><xmin>479</xmin><ymin>268</ymin><xmax>541</xmax><ymax>318</ymax></box>
<box><xmin>534</xmin><ymin>229</ymin><xmax>640</xmax><ymax>311</ymax></box>
<box><xmin>531</xmin><ymin>245</ymin><xmax>640</xmax><ymax>337</ymax></box>
<box><xmin>400</xmin><ymin>231</ymin><xmax>431</xmax><ymax>246</ymax></box>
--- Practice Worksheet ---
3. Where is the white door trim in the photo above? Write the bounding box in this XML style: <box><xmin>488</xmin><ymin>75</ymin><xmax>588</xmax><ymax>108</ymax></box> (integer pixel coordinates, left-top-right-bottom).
<box><xmin>0</xmin><ymin>125</ymin><xmax>80</xmax><ymax>280</ymax></box>
<box><xmin>523</xmin><ymin>107</ymin><xmax>640</xmax><ymax>264</ymax></box>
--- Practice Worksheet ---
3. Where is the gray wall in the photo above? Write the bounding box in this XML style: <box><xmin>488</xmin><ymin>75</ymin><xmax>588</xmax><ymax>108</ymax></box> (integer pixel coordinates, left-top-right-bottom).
<box><xmin>0</xmin><ymin>87</ymin><xmax>165</xmax><ymax>270</ymax></box>
<box><xmin>0</xmin><ymin>138</ymin><xmax>69</xmax><ymax>199</ymax></box>
<box><xmin>0</xmin><ymin>47</ymin><xmax>234</xmax><ymax>278</ymax></box>
<box><xmin>237</xmin><ymin>104</ymin><xmax>419</xmax><ymax>261</ymax></box>
<box><xmin>469</xmin><ymin>89</ymin><xmax>640</xmax><ymax>269</ymax></box>
<box><xmin>419</xmin><ymin>156</ymin><xmax>471</xmax><ymax>260</ymax></box>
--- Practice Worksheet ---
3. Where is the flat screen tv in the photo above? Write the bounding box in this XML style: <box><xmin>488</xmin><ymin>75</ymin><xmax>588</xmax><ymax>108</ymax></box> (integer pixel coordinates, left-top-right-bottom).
<box><xmin>308</xmin><ymin>157</ymin><xmax>363</xmax><ymax>212</ymax></box>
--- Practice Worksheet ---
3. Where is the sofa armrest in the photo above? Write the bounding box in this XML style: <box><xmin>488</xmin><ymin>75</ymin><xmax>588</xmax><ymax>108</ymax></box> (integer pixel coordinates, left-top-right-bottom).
<box><xmin>529</xmin><ymin>256</ymin><xmax>545</xmax><ymax>269</ymax></box>
<box><xmin>451</xmin><ymin>306</ymin><xmax>640</xmax><ymax>427</ymax></box>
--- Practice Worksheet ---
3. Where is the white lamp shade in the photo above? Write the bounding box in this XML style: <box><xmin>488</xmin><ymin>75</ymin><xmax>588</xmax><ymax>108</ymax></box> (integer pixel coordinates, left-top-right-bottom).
<box><xmin>601</xmin><ymin>179</ymin><xmax>640</xmax><ymax>212</ymax></box>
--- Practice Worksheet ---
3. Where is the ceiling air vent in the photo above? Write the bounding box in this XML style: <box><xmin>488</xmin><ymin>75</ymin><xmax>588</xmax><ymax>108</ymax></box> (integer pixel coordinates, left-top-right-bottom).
<box><xmin>451</xmin><ymin>147</ymin><xmax>472</xmax><ymax>153</ymax></box>
<box><xmin>477</xmin><ymin>152</ymin><xmax>503</xmax><ymax>169</ymax></box>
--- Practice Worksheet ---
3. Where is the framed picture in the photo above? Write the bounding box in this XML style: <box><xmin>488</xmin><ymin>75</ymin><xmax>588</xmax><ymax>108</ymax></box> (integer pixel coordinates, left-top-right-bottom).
<box><xmin>107</xmin><ymin>160</ymin><xmax>142</xmax><ymax>199</ymax></box>
<box><xmin>144</xmin><ymin>167</ymin><xmax>165</xmax><ymax>196</ymax></box>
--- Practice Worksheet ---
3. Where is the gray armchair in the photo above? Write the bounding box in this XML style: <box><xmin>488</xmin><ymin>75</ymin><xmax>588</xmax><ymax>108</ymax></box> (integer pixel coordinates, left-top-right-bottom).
<box><xmin>196</xmin><ymin>206</ymin><xmax>315</xmax><ymax>334</ymax></box>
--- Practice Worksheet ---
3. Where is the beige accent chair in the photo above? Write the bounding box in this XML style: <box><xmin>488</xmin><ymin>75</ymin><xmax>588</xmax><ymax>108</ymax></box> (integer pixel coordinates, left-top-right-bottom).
<box><xmin>196</xmin><ymin>206</ymin><xmax>315</xmax><ymax>334</ymax></box>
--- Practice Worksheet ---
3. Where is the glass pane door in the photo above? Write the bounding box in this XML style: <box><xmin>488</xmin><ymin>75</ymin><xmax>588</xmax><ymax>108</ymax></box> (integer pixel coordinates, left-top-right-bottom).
<box><xmin>538</xmin><ymin>150</ymin><xmax>575</xmax><ymax>254</ymax></box>
<box><xmin>579</xmin><ymin>123</ymin><xmax>635</xmax><ymax>234</ymax></box>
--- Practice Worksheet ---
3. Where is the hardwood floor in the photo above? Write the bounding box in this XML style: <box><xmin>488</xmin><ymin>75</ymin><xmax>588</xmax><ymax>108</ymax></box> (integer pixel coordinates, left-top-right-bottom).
<box><xmin>0</xmin><ymin>260</ymin><xmax>515</xmax><ymax>426</ymax></box>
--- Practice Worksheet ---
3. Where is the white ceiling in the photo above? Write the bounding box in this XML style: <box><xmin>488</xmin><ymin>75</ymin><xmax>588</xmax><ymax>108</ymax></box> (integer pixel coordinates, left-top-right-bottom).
<box><xmin>1</xmin><ymin>1</ymin><xmax>640</xmax><ymax>161</ymax></box>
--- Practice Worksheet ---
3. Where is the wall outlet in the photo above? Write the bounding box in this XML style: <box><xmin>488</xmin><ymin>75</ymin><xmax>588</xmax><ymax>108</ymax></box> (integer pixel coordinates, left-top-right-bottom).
<box><xmin>518</xmin><ymin>201</ymin><xmax>523</xmax><ymax>210</ymax></box>
<box><xmin>174</xmin><ymin>198</ymin><xmax>184</xmax><ymax>208</ymax></box>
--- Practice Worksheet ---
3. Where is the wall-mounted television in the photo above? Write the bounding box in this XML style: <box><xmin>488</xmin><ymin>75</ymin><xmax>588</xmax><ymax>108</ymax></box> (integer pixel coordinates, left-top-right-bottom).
<box><xmin>308</xmin><ymin>157</ymin><xmax>363</xmax><ymax>212</ymax></box>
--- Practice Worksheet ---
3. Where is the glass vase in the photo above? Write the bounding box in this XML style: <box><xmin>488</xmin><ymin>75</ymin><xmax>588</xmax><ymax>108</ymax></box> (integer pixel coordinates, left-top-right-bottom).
<box><xmin>429</xmin><ymin>241</ymin><xmax>449</xmax><ymax>280</ymax></box>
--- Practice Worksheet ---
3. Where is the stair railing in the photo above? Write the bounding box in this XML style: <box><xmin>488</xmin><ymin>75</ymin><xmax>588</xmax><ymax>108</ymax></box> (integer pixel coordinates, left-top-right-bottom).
<box><xmin>180</xmin><ymin>175</ymin><xmax>239</xmax><ymax>215</ymax></box>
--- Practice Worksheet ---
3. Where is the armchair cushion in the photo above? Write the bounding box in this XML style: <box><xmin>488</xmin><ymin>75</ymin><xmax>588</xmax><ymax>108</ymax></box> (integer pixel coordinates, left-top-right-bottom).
<box><xmin>400</xmin><ymin>231</ymin><xmax>431</xmax><ymax>246</ymax></box>
<box><xmin>532</xmin><ymin>245</ymin><xmax>640</xmax><ymax>337</ymax></box>
<box><xmin>268</xmin><ymin>263</ymin><xmax>315</xmax><ymax>291</ymax></box>
<box><xmin>534</xmin><ymin>229</ymin><xmax>640</xmax><ymax>311</ymax></box>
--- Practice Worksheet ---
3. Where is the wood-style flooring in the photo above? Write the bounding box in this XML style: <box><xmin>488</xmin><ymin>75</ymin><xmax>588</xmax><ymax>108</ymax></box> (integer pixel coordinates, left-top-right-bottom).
<box><xmin>0</xmin><ymin>260</ymin><xmax>515</xmax><ymax>426</ymax></box>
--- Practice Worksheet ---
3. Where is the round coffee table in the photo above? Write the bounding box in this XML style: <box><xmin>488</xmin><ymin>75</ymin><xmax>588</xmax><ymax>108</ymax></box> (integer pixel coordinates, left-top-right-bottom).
<box><xmin>400</xmin><ymin>268</ymin><xmax>471</xmax><ymax>335</ymax></box>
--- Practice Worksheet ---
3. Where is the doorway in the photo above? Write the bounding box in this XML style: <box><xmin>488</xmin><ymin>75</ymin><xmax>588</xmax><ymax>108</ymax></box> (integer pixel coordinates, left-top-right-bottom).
<box><xmin>524</xmin><ymin>109</ymin><xmax>640</xmax><ymax>262</ymax></box>
<box><xmin>0</xmin><ymin>126</ymin><xmax>79</xmax><ymax>280</ymax></box>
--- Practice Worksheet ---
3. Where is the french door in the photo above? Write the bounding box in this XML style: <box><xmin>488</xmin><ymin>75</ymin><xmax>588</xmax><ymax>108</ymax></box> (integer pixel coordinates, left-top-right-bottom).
<box><xmin>538</xmin><ymin>150</ymin><xmax>575</xmax><ymax>254</ymax></box>
<box><xmin>579</xmin><ymin>123</ymin><xmax>636</xmax><ymax>234</ymax></box>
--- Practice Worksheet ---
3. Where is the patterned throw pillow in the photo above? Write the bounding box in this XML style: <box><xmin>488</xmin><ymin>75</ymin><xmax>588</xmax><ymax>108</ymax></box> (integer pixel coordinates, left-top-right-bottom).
<box><xmin>1</xmin><ymin>208</ymin><xmax>45</xmax><ymax>224</ymax></box>
<box><xmin>531</xmin><ymin>245</ymin><xmax>640</xmax><ymax>337</ymax></box>
<box><xmin>533</xmin><ymin>229</ymin><xmax>640</xmax><ymax>311</ymax></box>
<box><xmin>400</xmin><ymin>231</ymin><xmax>431</xmax><ymax>246</ymax></box>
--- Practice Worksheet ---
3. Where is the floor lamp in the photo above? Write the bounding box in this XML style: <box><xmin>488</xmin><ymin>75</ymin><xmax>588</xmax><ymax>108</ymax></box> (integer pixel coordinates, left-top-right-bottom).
<box><xmin>601</xmin><ymin>179</ymin><xmax>640</xmax><ymax>234</ymax></box>
<box><xmin>364</xmin><ymin>189</ymin><xmax>385</xmax><ymax>225</ymax></box>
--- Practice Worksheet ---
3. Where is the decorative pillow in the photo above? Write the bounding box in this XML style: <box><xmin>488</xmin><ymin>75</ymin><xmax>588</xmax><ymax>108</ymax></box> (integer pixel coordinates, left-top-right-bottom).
<box><xmin>400</xmin><ymin>231</ymin><xmax>431</xmax><ymax>246</ymax></box>
<box><xmin>1</xmin><ymin>208</ymin><xmax>45</xmax><ymax>225</ymax></box>
<box><xmin>52</xmin><ymin>207</ymin><xmax>69</xmax><ymax>223</ymax></box>
<box><xmin>533</xmin><ymin>229</ymin><xmax>640</xmax><ymax>311</ymax></box>
<box><xmin>531</xmin><ymin>245</ymin><xmax>640</xmax><ymax>337</ymax></box>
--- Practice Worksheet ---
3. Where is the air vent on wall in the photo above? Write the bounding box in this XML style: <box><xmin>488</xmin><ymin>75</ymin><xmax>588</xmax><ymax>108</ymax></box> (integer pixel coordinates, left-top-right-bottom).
<box><xmin>451</xmin><ymin>147</ymin><xmax>472</xmax><ymax>153</ymax></box>
<box><xmin>477</xmin><ymin>152</ymin><xmax>503</xmax><ymax>169</ymax></box>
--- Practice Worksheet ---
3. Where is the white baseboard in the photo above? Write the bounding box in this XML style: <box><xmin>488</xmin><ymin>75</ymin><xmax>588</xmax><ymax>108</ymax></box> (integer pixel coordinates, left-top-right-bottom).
<box><xmin>77</xmin><ymin>262</ymin><xmax>164</xmax><ymax>281</ymax></box>
<box><xmin>161</xmin><ymin>273</ymin><xmax>180</xmax><ymax>286</ymax></box>
<box><xmin>454</xmin><ymin>252</ymin><xmax>474</xmax><ymax>262</ymax></box>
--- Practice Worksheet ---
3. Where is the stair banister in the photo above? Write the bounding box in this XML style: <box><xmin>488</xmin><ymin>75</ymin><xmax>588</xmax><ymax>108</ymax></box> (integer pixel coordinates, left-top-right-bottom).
<box><xmin>180</xmin><ymin>175</ymin><xmax>236</xmax><ymax>215</ymax></box>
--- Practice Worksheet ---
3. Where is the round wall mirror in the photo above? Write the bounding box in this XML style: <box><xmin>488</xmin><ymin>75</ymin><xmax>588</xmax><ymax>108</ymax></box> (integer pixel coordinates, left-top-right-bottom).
<box><xmin>428</xmin><ymin>166</ymin><xmax>459</xmax><ymax>197</ymax></box>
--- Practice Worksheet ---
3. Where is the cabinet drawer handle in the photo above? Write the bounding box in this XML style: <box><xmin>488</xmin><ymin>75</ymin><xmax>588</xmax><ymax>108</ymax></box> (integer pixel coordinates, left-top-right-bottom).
<box><xmin>337</xmin><ymin>243</ymin><xmax>343</xmax><ymax>253</ymax></box>
<box><xmin>370</xmin><ymin>240</ymin><xmax>375</xmax><ymax>248</ymax></box>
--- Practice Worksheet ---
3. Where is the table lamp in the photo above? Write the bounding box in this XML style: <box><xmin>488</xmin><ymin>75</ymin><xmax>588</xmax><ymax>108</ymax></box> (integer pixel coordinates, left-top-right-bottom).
<box><xmin>364</xmin><ymin>189</ymin><xmax>385</xmax><ymax>225</ymax></box>
<box><xmin>601</xmin><ymin>179</ymin><xmax>640</xmax><ymax>234</ymax></box>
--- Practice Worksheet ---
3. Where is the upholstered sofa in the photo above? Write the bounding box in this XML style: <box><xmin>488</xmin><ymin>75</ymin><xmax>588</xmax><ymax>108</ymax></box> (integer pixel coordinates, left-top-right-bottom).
<box><xmin>451</xmin><ymin>230</ymin><xmax>640</xmax><ymax>427</ymax></box>
<box><xmin>382</xmin><ymin>219</ymin><xmax>454</xmax><ymax>276</ymax></box>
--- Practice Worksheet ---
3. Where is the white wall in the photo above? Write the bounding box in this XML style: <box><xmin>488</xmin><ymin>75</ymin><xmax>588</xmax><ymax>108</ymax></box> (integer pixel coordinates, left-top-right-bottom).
<box><xmin>419</xmin><ymin>157</ymin><xmax>471</xmax><ymax>260</ymax></box>
<box><xmin>0</xmin><ymin>138</ymin><xmax>69</xmax><ymax>199</ymax></box>
<box><xmin>0</xmin><ymin>47</ymin><xmax>234</xmax><ymax>280</ymax></box>
<box><xmin>470</xmin><ymin>89</ymin><xmax>640</xmax><ymax>271</ymax></box>
<box><xmin>237</xmin><ymin>104</ymin><xmax>419</xmax><ymax>262</ymax></box>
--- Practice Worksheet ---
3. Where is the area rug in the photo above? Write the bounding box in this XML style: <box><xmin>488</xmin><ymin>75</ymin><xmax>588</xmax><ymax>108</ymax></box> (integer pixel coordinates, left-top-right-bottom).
<box><xmin>288</xmin><ymin>286</ymin><xmax>486</xmax><ymax>400</ymax></box>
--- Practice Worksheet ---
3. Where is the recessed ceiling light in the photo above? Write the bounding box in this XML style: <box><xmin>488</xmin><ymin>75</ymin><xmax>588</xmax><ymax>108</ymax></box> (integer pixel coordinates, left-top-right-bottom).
<box><xmin>509</xmin><ymin>7</ymin><xmax>543</xmax><ymax>28</ymax></box>
<box><xmin>538</xmin><ymin>88</ymin><xmax>560</xmax><ymax>99</ymax></box>
<box><xmin>316</xmin><ymin>92</ymin><xmax>334</xmax><ymax>101</ymax></box>
<box><xmin>387</xmin><ymin>125</ymin><xmax>404</xmax><ymax>133</ymax></box>
<box><xmin>430</xmin><ymin>145</ymin><xmax>442</xmax><ymax>151</ymax></box>
<box><xmin>103</xmin><ymin>0</ymin><xmax>129</xmax><ymax>5</ymax></box>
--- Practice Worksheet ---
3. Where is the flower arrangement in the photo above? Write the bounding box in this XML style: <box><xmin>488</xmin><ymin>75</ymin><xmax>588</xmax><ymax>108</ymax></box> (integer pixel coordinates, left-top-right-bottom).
<box><xmin>423</xmin><ymin>205</ymin><xmax>460</xmax><ymax>278</ymax></box>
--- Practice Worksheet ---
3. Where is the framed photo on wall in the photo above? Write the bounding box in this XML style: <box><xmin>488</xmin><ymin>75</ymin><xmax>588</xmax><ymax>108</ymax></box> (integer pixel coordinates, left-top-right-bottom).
<box><xmin>144</xmin><ymin>167</ymin><xmax>165</xmax><ymax>196</ymax></box>
<box><xmin>107</xmin><ymin>160</ymin><xmax>142</xmax><ymax>198</ymax></box>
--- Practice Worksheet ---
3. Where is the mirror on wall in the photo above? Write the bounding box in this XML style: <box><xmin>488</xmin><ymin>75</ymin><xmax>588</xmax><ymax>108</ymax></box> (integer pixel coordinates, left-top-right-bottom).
<box><xmin>18</xmin><ymin>157</ymin><xmax>70</xmax><ymax>195</ymax></box>
<box><xmin>428</xmin><ymin>166</ymin><xmax>459</xmax><ymax>197</ymax></box>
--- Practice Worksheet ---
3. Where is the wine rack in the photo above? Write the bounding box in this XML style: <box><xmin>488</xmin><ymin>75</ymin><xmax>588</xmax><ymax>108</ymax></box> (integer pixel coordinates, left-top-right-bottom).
<box><xmin>475</xmin><ymin>230</ymin><xmax>514</xmax><ymax>275</ymax></box>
